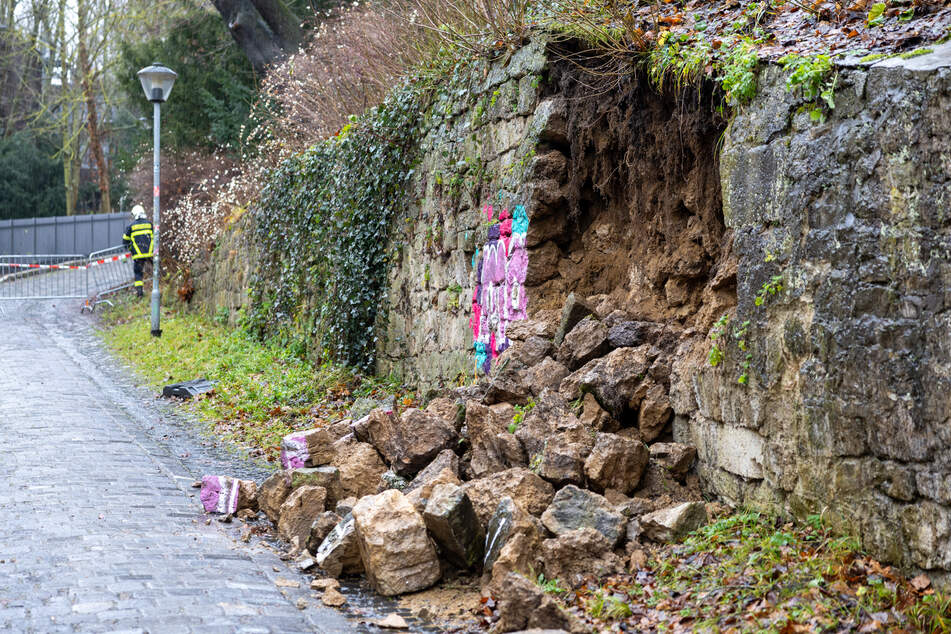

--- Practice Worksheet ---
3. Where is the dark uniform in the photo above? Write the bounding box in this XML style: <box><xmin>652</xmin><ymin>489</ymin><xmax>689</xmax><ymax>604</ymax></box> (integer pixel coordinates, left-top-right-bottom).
<box><xmin>122</xmin><ymin>219</ymin><xmax>154</xmax><ymax>297</ymax></box>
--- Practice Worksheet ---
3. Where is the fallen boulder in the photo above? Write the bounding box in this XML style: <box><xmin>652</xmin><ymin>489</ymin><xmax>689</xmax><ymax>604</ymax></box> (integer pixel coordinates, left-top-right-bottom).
<box><xmin>639</xmin><ymin>382</ymin><xmax>672</xmax><ymax>442</ymax></box>
<box><xmin>541</xmin><ymin>485</ymin><xmax>627</xmax><ymax>547</ymax></box>
<box><xmin>361</xmin><ymin>408</ymin><xmax>458</xmax><ymax>478</ymax></box>
<box><xmin>523</xmin><ymin>358</ymin><xmax>570</xmax><ymax>397</ymax></box>
<box><xmin>463</xmin><ymin>468</ymin><xmax>555</xmax><ymax>527</ymax></box>
<box><xmin>315</xmin><ymin>513</ymin><xmax>364</xmax><ymax>577</ymax></box>
<box><xmin>277</xmin><ymin>486</ymin><xmax>327</xmax><ymax>548</ymax></box>
<box><xmin>258</xmin><ymin>470</ymin><xmax>293</xmax><ymax>523</ymax></box>
<box><xmin>535</xmin><ymin>424</ymin><xmax>594</xmax><ymax>487</ymax></box>
<box><xmin>425</xmin><ymin>397</ymin><xmax>466</xmax><ymax>431</ymax></box>
<box><xmin>280</xmin><ymin>427</ymin><xmax>342</xmax><ymax>469</ymax></box>
<box><xmin>583</xmin><ymin>432</ymin><xmax>650</xmax><ymax>495</ymax></box>
<box><xmin>423</xmin><ymin>483</ymin><xmax>484</xmax><ymax>570</ymax></box>
<box><xmin>558</xmin><ymin>316</ymin><xmax>610</xmax><ymax>370</ymax></box>
<box><xmin>329</xmin><ymin>437</ymin><xmax>387</xmax><ymax>499</ymax></box>
<box><xmin>641</xmin><ymin>502</ymin><xmax>708</xmax><ymax>542</ymax></box>
<box><xmin>559</xmin><ymin>345</ymin><xmax>655</xmax><ymax>416</ymax></box>
<box><xmin>508</xmin><ymin>335</ymin><xmax>556</xmax><ymax>367</ymax></box>
<box><xmin>490</xmin><ymin>572</ymin><xmax>585</xmax><ymax>634</ymax></box>
<box><xmin>404</xmin><ymin>449</ymin><xmax>460</xmax><ymax>494</ymax></box>
<box><xmin>482</xmin><ymin>363</ymin><xmax>533</xmax><ymax>405</ymax></box>
<box><xmin>405</xmin><ymin>467</ymin><xmax>462</xmax><ymax>513</ymax></box>
<box><xmin>287</xmin><ymin>467</ymin><xmax>342</xmax><ymax>508</ymax></box>
<box><xmin>538</xmin><ymin>528</ymin><xmax>625</xmax><ymax>587</ymax></box>
<box><xmin>483</xmin><ymin>497</ymin><xmax>542</xmax><ymax>578</ymax></box>
<box><xmin>606</xmin><ymin>320</ymin><xmax>667</xmax><ymax>349</ymax></box>
<box><xmin>307</xmin><ymin>511</ymin><xmax>342</xmax><ymax>554</ymax></box>
<box><xmin>466</xmin><ymin>402</ymin><xmax>526</xmax><ymax>477</ymax></box>
<box><xmin>199</xmin><ymin>476</ymin><xmax>257</xmax><ymax>514</ymax></box>
<box><xmin>649</xmin><ymin>442</ymin><xmax>697</xmax><ymax>482</ymax></box>
<box><xmin>505</xmin><ymin>315</ymin><xmax>557</xmax><ymax>341</ymax></box>
<box><xmin>513</xmin><ymin>390</ymin><xmax>573</xmax><ymax>459</ymax></box>
<box><xmin>352</xmin><ymin>490</ymin><xmax>441</xmax><ymax>596</ymax></box>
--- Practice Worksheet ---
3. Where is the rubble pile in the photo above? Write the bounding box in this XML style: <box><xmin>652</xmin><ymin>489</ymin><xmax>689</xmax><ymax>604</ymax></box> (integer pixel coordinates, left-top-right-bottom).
<box><xmin>201</xmin><ymin>296</ymin><xmax>712</xmax><ymax>631</ymax></box>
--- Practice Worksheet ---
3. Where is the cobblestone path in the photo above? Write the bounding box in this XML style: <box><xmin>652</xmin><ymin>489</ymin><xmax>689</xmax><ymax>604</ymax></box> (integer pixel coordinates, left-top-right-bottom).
<box><xmin>0</xmin><ymin>302</ymin><xmax>353</xmax><ymax>633</ymax></box>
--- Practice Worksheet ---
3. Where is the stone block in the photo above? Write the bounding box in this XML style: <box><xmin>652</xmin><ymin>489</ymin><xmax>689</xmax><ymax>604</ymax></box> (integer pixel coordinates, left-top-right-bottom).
<box><xmin>352</xmin><ymin>490</ymin><xmax>441</xmax><ymax>596</ymax></box>
<box><xmin>277</xmin><ymin>486</ymin><xmax>327</xmax><ymax>548</ymax></box>
<box><xmin>315</xmin><ymin>513</ymin><xmax>364</xmax><ymax>577</ymax></box>
<box><xmin>541</xmin><ymin>485</ymin><xmax>627</xmax><ymax>547</ymax></box>
<box><xmin>641</xmin><ymin>502</ymin><xmax>708</xmax><ymax>543</ymax></box>
<box><xmin>280</xmin><ymin>427</ymin><xmax>341</xmax><ymax>469</ymax></box>
<box><xmin>199</xmin><ymin>476</ymin><xmax>256</xmax><ymax>515</ymax></box>
<box><xmin>287</xmin><ymin>467</ymin><xmax>342</xmax><ymax>508</ymax></box>
<box><xmin>463</xmin><ymin>468</ymin><xmax>555</xmax><ymax>527</ymax></box>
<box><xmin>423</xmin><ymin>483</ymin><xmax>484</xmax><ymax>570</ymax></box>
<box><xmin>584</xmin><ymin>433</ymin><xmax>650</xmax><ymax>495</ymax></box>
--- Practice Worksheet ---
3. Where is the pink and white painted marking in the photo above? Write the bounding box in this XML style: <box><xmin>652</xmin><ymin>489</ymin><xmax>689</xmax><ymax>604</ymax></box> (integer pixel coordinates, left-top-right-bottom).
<box><xmin>200</xmin><ymin>475</ymin><xmax>242</xmax><ymax>514</ymax></box>
<box><xmin>469</xmin><ymin>204</ymin><xmax>530</xmax><ymax>374</ymax></box>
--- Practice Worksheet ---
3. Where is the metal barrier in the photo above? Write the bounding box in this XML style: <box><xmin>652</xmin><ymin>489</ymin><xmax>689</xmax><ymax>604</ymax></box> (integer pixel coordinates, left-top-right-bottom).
<box><xmin>0</xmin><ymin>254</ymin><xmax>89</xmax><ymax>300</ymax></box>
<box><xmin>84</xmin><ymin>246</ymin><xmax>137</xmax><ymax>310</ymax></box>
<box><xmin>0</xmin><ymin>246</ymin><xmax>135</xmax><ymax>311</ymax></box>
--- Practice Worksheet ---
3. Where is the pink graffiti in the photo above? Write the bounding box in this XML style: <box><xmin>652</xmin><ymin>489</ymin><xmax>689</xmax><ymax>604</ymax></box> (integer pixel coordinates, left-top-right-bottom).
<box><xmin>471</xmin><ymin>203</ymin><xmax>529</xmax><ymax>374</ymax></box>
<box><xmin>469</xmin><ymin>287</ymin><xmax>482</xmax><ymax>339</ymax></box>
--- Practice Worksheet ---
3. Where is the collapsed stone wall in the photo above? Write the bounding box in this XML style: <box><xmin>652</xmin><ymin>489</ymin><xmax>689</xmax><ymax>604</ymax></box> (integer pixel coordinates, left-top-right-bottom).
<box><xmin>672</xmin><ymin>44</ymin><xmax>951</xmax><ymax>587</ymax></box>
<box><xmin>192</xmin><ymin>37</ymin><xmax>951</xmax><ymax>583</ymax></box>
<box><xmin>380</xmin><ymin>43</ymin><xmax>734</xmax><ymax>390</ymax></box>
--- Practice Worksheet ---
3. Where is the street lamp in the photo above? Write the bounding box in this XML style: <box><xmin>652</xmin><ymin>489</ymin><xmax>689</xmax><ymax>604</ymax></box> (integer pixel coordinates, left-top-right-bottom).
<box><xmin>136</xmin><ymin>63</ymin><xmax>177</xmax><ymax>338</ymax></box>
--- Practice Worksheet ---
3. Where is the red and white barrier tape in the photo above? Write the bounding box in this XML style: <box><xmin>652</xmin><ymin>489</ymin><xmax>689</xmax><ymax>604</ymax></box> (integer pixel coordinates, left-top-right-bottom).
<box><xmin>87</xmin><ymin>253</ymin><xmax>133</xmax><ymax>268</ymax></box>
<box><xmin>0</xmin><ymin>252</ymin><xmax>132</xmax><ymax>271</ymax></box>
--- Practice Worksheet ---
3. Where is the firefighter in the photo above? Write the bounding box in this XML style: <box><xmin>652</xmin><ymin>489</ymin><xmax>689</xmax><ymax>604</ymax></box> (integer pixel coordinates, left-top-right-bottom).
<box><xmin>122</xmin><ymin>205</ymin><xmax>153</xmax><ymax>298</ymax></box>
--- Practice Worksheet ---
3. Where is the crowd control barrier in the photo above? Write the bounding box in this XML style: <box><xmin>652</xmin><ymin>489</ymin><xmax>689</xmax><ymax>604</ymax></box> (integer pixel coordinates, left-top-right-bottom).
<box><xmin>0</xmin><ymin>245</ymin><xmax>136</xmax><ymax>311</ymax></box>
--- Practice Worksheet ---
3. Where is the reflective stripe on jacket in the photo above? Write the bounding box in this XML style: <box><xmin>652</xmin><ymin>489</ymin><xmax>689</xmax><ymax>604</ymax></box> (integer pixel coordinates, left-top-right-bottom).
<box><xmin>122</xmin><ymin>222</ymin><xmax>154</xmax><ymax>260</ymax></box>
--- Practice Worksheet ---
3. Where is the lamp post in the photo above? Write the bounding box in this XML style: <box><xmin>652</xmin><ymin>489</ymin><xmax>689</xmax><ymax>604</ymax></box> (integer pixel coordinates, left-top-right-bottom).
<box><xmin>136</xmin><ymin>63</ymin><xmax>177</xmax><ymax>338</ymax></box>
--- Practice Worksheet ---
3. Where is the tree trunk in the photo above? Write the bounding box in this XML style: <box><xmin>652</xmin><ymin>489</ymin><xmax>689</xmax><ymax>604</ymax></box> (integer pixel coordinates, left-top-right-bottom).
<box><xmin>211</xmin><ymin>0</ymin><xmax>304</xmax><ymax>72</ymax></box>
<box><xmin>77</xmin><ymin>0</ymin><xmax>109</xmax><ymax>214</ymax></box>
<box><xmin>64</xmin><ymin>148</ymin><xmax>79</xmax><ymax>216</ymax></box>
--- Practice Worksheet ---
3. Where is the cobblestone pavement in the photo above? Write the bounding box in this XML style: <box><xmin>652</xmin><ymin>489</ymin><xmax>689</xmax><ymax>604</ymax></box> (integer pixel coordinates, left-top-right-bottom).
<box><xmin>0</xmin><ymin>301</ymin><xmax>356</xmax><ymax>634</ymax></box>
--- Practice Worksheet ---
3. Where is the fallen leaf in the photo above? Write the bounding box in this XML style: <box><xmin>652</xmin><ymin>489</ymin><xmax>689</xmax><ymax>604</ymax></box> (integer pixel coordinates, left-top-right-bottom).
<box><xmin>910</xmin><ymin>574</ymin><xmax>931</xmax><ymax>591</ymax></box>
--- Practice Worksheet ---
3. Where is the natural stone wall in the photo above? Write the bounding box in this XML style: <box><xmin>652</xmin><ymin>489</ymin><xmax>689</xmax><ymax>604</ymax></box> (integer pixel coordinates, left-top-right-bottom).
<box><xmin>377</xmin><ymin>38</ymin><xmax>551</xmax><ymax>386</ymax></box>
<box><xmin>672</xmin><ymin>43</ymin><xmax>951</xmax><ymax>587</ymax></box>
<box><xmin>190</xmin><ymin>212</ymin><xmax>254</xmax><ymax>326</ymax></box>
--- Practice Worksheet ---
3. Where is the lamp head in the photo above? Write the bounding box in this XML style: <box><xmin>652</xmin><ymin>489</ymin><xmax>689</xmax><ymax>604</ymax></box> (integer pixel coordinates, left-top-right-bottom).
<box><xmin>137</xmin><ymin>63</ymin><xmax>177</xmax><ymax>103</ymax></box>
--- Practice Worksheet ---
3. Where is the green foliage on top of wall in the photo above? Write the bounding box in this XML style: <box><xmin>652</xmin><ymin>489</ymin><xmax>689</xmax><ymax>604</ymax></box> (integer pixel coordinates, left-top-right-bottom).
<box><xmin>245</xmin><ymin>82</ymin><xmax>429</xmax><ymax>369</ymax></box>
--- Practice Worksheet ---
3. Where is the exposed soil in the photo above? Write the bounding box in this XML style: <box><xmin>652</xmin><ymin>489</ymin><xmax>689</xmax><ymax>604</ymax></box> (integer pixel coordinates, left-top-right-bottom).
<box><xmin>526</xmin><ymin>51</ymin><xmax>737</xmax><ymax>332</ymax></box>
<box><xmin>396</xmin><ymin>575</ymin><xmax>484</xmax><ymax>631</ymax></box>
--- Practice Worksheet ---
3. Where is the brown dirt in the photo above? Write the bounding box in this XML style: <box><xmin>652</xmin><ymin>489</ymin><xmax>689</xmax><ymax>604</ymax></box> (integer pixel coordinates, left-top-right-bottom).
<box><xmin>396</xmin><ymin>574</ymin><xmax>483</xmax><ymax>630</ymax></box>
<box><xmin>526</xmin><ymin>52</ymin><xmax>737</xmax><ymax>332</ymax></box>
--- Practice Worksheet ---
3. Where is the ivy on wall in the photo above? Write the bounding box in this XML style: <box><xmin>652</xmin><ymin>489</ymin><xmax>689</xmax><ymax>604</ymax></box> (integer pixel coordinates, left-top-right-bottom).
<box><xmin>246</xmin><ymin>82</ymin><xmax>429</xmax><ymax>369</ymax></box>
